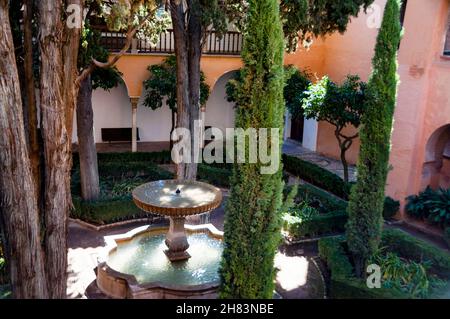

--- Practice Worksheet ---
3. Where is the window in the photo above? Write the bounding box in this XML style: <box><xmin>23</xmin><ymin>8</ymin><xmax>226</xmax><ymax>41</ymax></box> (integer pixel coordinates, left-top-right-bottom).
<box><xmin>445</xmin><ymin>8</ymin><xmax>450</xmax><ymax>56</ymax></box>
<box><xmin>400</xmin><ymin>0</ymin><xmax>408</xmax><ymax>27</ymax></box>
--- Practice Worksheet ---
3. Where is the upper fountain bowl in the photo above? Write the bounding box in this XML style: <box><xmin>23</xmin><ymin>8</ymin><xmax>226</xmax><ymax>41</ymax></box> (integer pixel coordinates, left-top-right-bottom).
<box><xmin>132</xmin><ymin>180</ymin><xmax>223</xmax><ymax>217</ymax></box>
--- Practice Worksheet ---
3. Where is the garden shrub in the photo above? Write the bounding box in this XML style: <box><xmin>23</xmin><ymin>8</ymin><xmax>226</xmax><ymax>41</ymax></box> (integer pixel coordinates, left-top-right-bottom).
<box><xmin>284</xmin><ymin>209</ymin><xmax>348</xmax><ymax>239</ymax></box>
<box><xmin>318</xmin><ymin>232</ymin><xmax>448</xmax><ymax>299</ymax></box>
<box><xmin>405</xmin><ymin>187</ymin><xmax>450</xmax><ymax>227</ymax></box>
<box><xmin>283</xmin><ymin>154</ymin><xmax>352</xmax><ymax>199</ymax></box>
<box><xmin>383</xmin><ymin>196</ymin><xmax>400</xmax><ymax>219</ymax></box>
<box><xmin>97</xmin><ymin>162</ymin><xmax>174</xmax><ymax>179</ymax></box>
<box><xmin>445</xmin><ymin>228</ymin><xmax>450</xmax><ymax>249</ymax></box>
<box><xmin>73</xmin><ymin>150</ymin><xmax>172</xmax><ymax>166</ymax></box>
<box><xmin>370</xmin><ymin>249</ymin><xmax>445</xmax><ymax>298</ymax></box>
<box><xmin>71</xmin><ymin>196</ymin><xmax>157</xmax><ymax>225</ymax></box>
<box><xmin>318</xmin><ymin>237</ymin><xmax>353</xmax><ymax>280</ymax></box>
<box><xmin>197</xmin><ymin>164</ymin><xmax>232</xmax><ymax>187</ymax></box>
<box><xmin>381</xmin><ymin>228</ymin><xmax>450</xmax><ymax>278</ymax></box>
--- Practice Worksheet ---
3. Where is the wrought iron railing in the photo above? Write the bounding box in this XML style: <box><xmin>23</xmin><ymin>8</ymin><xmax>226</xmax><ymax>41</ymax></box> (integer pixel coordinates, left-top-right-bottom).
<box><xmin>100</xmin><ymin>29</ymin><xmax>243</xmax><ymax>56</ymax></box>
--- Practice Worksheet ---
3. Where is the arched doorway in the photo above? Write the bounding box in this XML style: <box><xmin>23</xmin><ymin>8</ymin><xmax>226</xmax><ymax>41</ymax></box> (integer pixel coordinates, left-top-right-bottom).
<box><xmin>421</xmin><ymin>124</ymin><xmax>450</xmax><ymax>190</ymax></box>
<box><xmin>204</xmin><ymin>71</ymin><xmax>237</xmax><ymax>133</ymax></box>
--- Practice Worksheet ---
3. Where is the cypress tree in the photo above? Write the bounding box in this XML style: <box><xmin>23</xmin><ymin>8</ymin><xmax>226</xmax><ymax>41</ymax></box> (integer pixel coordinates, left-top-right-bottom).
<box><xmin>219</xmin><ymin>0</ymin><xmax>286</xmax><ymax>298</ymax></box>
<box><xmin>346</xmin><ymin>0</ymin><xmax>402</xmax><ymax>277</ymax></box>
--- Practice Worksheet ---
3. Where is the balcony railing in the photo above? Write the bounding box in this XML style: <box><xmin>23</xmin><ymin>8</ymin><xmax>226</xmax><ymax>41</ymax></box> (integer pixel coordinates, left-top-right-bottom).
<box><xmin>100</xmin><ymin>29</ymin><xmax>243</xmax><ymax>56</ymax></box>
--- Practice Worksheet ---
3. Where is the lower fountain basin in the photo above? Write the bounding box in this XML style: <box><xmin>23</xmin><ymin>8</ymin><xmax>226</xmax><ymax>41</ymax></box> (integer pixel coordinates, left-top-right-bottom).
<box><xmin>97</xmin><ymin>224</ymin><xmax>223</xmax><ymax>299</ymax></box>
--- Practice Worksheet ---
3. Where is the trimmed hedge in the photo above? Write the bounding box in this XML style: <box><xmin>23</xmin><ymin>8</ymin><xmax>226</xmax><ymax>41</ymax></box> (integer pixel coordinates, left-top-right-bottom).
<box><xmin>381</xmin><ymin>228</ymin><xmax>450</xmax><ymax>278</ymax></box>
<box><xmin>283</xmin><ymin>155</ymin><xmax>400</xmax><ymax>219</ymax></box>
<box><xmin>293</xmin><ymin>183</ymin><xmax>348</xmax><ymax>212</ymax></box>
<box><xmin>72</xmin><ymin>196</ymin><xmax>158</xmax><ymax>225</ymax></box>
<box><xmin>284</xmin><ymin>210</ymin><xmax>347</xmax><ymax>239</ymax></box>
<box><xmin>197</xmin><ymin>164</ymin><xmax>232</xmax><ymax>187</ymax></box>
<box><xmin>283</xmin><ymin>183</ymin><xmax>399</xmax><ymax>239</ymax></box>
<box><xmin>97</xmin><ymin>162</ymin><xmax>174</xmax><ymax>179</ymax></box>
<box><xmin>445</xmin><ymin>228</ymin><xmax>450</xmax><ymax>249</ymax></box>
<box><xmin>319</xmin><ymin>229</ymin><xmax>450</xmax><ymax>298</ymax></box>
<box><xmin>319</xmin><ymin>237</ymin><xmax>410</xmax><ymax>299</ymax></box>
<box><xmin>73</xmin><ymin>150</ymin><xmax>172</xmax><ymax>166</ymax></box>
<box><xmin>283</xmin><ymin>154</ymin><xmax>351</xmax><ymax>199</ymax></box>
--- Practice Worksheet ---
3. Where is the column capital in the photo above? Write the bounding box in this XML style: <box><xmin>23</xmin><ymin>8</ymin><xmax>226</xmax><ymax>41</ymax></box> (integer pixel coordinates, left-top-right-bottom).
<box><xmin>130</xmin><ymin>97</ymin><xmax>140</xmax><ymax>109</ymax></box>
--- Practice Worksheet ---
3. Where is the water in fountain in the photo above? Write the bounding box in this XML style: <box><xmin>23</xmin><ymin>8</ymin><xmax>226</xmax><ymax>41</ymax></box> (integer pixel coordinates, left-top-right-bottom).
<box><xmin>107</xmin><ymin>231</ymin><xmax>223</xmax><ymax>286</ymax></box>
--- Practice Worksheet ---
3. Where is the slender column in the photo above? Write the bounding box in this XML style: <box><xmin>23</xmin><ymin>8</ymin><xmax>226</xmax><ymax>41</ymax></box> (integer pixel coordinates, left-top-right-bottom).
<box><xmin>130</xmin><ymin>97</ymin><xmax>139</xmax><ymax>153</ymax></box>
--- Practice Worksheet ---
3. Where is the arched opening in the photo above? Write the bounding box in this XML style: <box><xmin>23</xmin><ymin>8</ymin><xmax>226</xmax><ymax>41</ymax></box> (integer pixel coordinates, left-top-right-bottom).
<box><xmin>72</xmin><ymin>80</ymin><xmax>132</xmax><ymax>144</ymax></box>
<box><xmin>421</xmin><ymin>124</ymin><xmax>450</xmax><ymax>190</ymax></box>
<box><xmin>204</xmin><ymin>71</ymin><xmax>237</xmax><ymax>134</ymax></box>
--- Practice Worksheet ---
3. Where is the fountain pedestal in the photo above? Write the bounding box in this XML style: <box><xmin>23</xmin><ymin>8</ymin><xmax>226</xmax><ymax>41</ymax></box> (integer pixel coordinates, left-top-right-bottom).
<box><xmin>165</xmin><ymin>217</ymin><xmax>191</xmax><ymax>261</ymax></box>
<box><xmin>132</xmin><ymin>180</ymin><xmax>222</xmax><ymax>263</ymax></box>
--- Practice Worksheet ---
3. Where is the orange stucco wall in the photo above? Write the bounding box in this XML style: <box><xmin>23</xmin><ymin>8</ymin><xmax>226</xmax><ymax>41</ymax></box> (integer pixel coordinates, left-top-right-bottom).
<box><xmin>387</xmin><ymin>0</ymin><xmax>450</xmax><ymax>213</ymax></box>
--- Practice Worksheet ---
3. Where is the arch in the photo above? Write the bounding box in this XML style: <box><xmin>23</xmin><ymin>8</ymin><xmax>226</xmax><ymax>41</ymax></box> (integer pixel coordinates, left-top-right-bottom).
<box><xmin>72</xmin><ymin>78</ymin><xmax>132</xmax><ymax>144</ymax></box>
<box><xmin>421</xmin><ymin>124</ymin><xmax>450</xmax><ymax>190</ymax></box>
<box><xmin>204</xmin><ymin>70</ymin><xmax>239</xmax><ymax>134</ymax></box>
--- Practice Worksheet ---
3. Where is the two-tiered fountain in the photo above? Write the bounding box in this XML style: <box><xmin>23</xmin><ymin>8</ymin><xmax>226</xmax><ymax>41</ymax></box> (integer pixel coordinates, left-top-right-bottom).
<box><xmin>96</xmin><ymin>180</ymin><xmax>223</xmax><ymax>299</ymax></box>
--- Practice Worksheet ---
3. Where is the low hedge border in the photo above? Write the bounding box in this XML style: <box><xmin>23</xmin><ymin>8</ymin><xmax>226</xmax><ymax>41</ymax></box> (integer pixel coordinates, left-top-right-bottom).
<box><xmin>71</xmin><ymin>196</ymin><xmax>152</xmax><ymax>225</ymax></box>
<box><xmin>283</xmin><ymin>154</ymin><xmax>400</xmax><ymax>219</ymax></box>
<box><xmin>381</xmin><ymin>228</ymin><xmax>450</xmax><ymax>278</ymax></box>
<box><xmin>284</xmin><ymin>183</ymin><xmax>399</xmax><ymax>239</ymax></box>
<box><xmin>283</xmin><ymin>154</ymin><xmax>352</xmax><ymax>199</ymax></box>
<box><xmin>284</xmin><ymin>210</ymin><xmax>347</xmax><ymax>239</ymax></box>
<box><xmin>197</xmin><ymin>164</ymin><xmax>232</xmax><ymax>188</ymax></box>
<box><xmin>319</xmin><ymin>229</ymin><xmax>450</xmax><ymax>298</ymax></box>
<box><xmin>72</xmin><ymin>150</ymin><xmax>172</xmax><ymax>166</ymax></box>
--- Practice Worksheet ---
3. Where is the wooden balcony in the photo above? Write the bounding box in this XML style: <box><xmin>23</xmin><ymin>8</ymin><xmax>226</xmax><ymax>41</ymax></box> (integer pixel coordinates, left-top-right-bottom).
<box><xmin>100</xmin><ymin>29</ymin><xmax>243</xmax><ymax>56</ymax></box>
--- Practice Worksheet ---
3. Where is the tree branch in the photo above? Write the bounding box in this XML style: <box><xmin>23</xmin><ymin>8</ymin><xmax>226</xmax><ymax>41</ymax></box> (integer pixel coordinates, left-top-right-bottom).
<box><xmin>75</xmin><ymin>8</ymin><xmax>157</xmax><ymax>87</ymax></box>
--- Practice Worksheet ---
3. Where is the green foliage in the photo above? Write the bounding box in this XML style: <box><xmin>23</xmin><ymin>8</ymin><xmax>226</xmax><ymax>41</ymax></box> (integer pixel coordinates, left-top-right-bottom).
<box><xmin>226</xmin><ymin>65</ymin><xmax>311</xmax><ymax>121</ymax></box>
<box><xmin>100</xmin><ymin>0</ymin><xmax>170</xmax><ymax>43</ymax></box>
<box><xmin>79</xmin><ymin>19</ymin><xmax>123</xmax><ymax>90</ymax></box>
<box><xmin>302</xmin><ymin>75</ymin><xmax>367</xmax><ymax>129</ymax></box>
<box><xmin>319</xmin><ymin>231</ymin><xmax>450</xmax><ymax>299</ymax></box>
<box><xmin>280</xmin><ymin>0</ymin><xmax>375</xmax><ymax>51</ymax></box>
<box><xmin>381</xmin><ymin>228</ymin><xmax>450</xmax><ymax>278</ymax></box>
<box><xmin>318</xmin><ymin>237</ymin><xmax>354</xmax><ymax>280</ymax></box>
<box><xmin>73</xmin><ymin>150</ymin><xmax>172</xmax><ymax>166</ymax></box>
<box><xmin>143</xmin><ymin>56</ymin><xmax>210</xmax><ymax>111</ymax></box>
<box><xmin>405</xmin><ymin>187</ymin><xmax>450</xmax><ymax>227</ymax></box>
<box><xmin>383</xmin><ymin>196</ymin><xmax>400</xmax><ymax>219</ymax></box>
<box><xmin>346</xmin><ymin>0</ymin><xmax>402</xmax><ymax>276</ymax></box>
<box><xmin>219</xmin><ymin>0</ymin><xmax>285</xmax><ymax>299</ymax></box>
<box><xmin>72</xmin><ymin>195</ymin><xmax>154</xmax><ymax>225</ymax></box>
<box><xmin>197</xmin><ymin>164</ymin><xmax>232</xmax><ymax>188</ymax></box>
<box><xmin>284</xmin><ymin>209</ymin><xmax>348</xmax><ymax>238</ymax></box>
<box><xmin>292</xmin><ymin>183</ymin><xmax>348</xmax><ymax>212</ymax></box>
<box><xmin>283</xmin><ymin>154</ymin><xmax>352</xmax><ymax>199</ymax></box>
<box><xmin>445</xmin><ymin>228</ymin><xmax>450</xmax><ymax>249</ymax></box>
<box><xmin>284</xmin><ymin>66</ymin><xmax>311</xmax><ymax>119</ymax></box>
<box><xmin>370</xmin><ymin>249</ymin><xmax>445</xmax><ymax>298</ymax></box>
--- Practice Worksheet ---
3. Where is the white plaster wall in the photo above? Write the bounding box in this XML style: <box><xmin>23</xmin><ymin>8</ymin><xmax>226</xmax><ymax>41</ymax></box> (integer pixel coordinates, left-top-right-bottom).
<box><xmin>302</xmin><ymin>118</ymin><xmax>318</xmax><ymax>151</ymax></box>
<box><xmin>72</xmin><ymin>82</ymin><xmax>173</xmax><ymax>143</ymax></box>
<box><xmin>204</xmin><ymin>72</ymin><xmax>236</xmax><ymax>133</ymax></box>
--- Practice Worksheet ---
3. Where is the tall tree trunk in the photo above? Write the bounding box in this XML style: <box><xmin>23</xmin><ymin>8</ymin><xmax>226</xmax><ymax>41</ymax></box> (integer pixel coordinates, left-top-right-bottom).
<box><xmin>186</xmin><ymin>1</ymin><xmax>202</xmax><ymax>180</ymax></box>
<box><xmin>23</xmin><ymin>0</ymin><xmax>41</xmax><ymax>198</ymax></box>
<box><xmin>340</xmin><ymin>146</ymin><xmax>349</xmax><ymax>183</ymax></box>
<box><xmin>170</xmin><ymin>1</ymin><xmax>191</xmax><ymax>180</ymax></box>
<box><xmin>77</xmin><ymin>75</ymin><xmax>100</xmax><ymax>201</ymax></box>
<box><xmin>63</xmin><ymin>0</ymin><xmax>82</xmax><ymax>141</ymax></box>
<box><xmin>0</xmin><ymin>0</ymin><xmax>48</xmax><ymax>298</ymax></box>
<box><xmin>38</xmin><ymin>0</ymin><xmax>71</xmax><ymax>299</ymax></box>
<box><xmin>170</xmin><ymin>0</ymin><xmax>203</xmax><ymax>180</ymax></box>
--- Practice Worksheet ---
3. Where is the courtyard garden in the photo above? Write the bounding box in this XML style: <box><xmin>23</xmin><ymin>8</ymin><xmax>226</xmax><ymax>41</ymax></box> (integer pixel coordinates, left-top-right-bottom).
<box><xmin>0</xmin><ymin>0</ymin><xmax>450</xmax><ymax>302</ymax></box>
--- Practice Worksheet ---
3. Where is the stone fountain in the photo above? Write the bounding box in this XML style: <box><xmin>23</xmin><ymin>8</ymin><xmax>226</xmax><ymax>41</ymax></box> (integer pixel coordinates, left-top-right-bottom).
<box><xmin>95</xmin><ymin>180</ymin><xmax>224</xmax><ymax>299</ymax></box>
<box><xmin>132</xmin><ymin>180</ymin><xmax>222</xmax><ymax>261</ymax></box>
